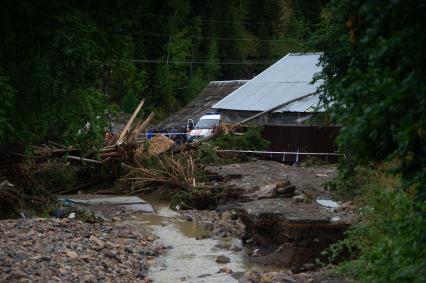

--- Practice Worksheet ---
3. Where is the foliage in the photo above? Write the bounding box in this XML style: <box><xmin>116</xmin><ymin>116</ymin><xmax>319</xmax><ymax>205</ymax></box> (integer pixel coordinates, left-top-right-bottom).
<box><xmin>119</xmin><ymin>68</ymin><xmax>146</xmax><ymax>113</ymax></box>
<box><xmin>0</xmin><ymin>159</ymin><xmax>77</xmax><ymax>218</ymax></box>
<box><xmin>195</xmin><ymin>142</ymin><xmax>222</xmax><ymax>164</ymax></box>
<box><xmin>211</xmin><ymin>126</ymin><xmax>270</xmax><ymax>151</ymax></box>
<box><xmin>312</xmin><ymin>0</ymin><xmax>426</xmax><ymax>199</ymax></box>
<box><xmin>311</xmin><ymin>0</ymin><xmax>426</xmax><ymax>281</ymax></box>
<box><xmin>22</xmin><ymin>159</ymin><xmax>77</xmax><ymax>195</ymax></box>
<box><xmin>0</xmin><ymin>71</ymin><xmax>16</xmax><ymax>142</ymax></box>
<box><xmin>327</xmin><ymin>165</ymin><xmax>426</xmax><ymax>283</ymax></box>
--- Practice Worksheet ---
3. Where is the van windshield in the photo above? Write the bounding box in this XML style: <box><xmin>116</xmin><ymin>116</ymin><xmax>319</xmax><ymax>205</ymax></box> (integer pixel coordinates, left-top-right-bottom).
<box><xmin>194</xmin><ymin>119</ymin><xmax>219</xmax><ymax>129</ymax></box>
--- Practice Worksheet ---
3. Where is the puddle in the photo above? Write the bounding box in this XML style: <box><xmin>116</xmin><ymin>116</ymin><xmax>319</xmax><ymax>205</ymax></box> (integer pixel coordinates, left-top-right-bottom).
<box><xmin>128</xmin><ymin>200</ymin><xmax>278</xmax><ymax>283</ymax></box>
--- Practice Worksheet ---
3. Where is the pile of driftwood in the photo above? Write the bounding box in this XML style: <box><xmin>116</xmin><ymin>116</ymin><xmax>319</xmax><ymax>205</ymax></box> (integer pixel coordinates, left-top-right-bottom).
<box><xmin>28</xmin><ymin>98</ymin><xmax>176</xmax><ymax>165</ymax></box>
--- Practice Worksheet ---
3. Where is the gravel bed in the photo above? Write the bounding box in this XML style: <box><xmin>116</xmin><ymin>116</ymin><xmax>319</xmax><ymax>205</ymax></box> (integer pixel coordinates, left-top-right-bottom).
<box><xmin>0</xmin><ymin>218</ymin><xmax>161</xmax><ymax>282</ymax></box>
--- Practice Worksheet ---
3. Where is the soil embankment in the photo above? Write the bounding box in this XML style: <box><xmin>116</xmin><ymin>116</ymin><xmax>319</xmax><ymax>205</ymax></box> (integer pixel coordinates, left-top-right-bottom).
<box><xmin>199</xmin><ymin>161</ymin><xmax>356</xmax><ymax>271</ymax></box>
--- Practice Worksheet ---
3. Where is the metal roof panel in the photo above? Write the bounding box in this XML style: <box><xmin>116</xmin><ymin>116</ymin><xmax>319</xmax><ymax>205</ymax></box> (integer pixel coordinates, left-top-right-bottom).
<box><xmin>213</xmin><ymin>53</ymin><xmax>323</xmax><ymax>112</ymax></box>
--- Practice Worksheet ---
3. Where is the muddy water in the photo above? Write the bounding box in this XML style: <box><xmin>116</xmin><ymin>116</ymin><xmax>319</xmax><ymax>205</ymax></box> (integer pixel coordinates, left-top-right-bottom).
<box><xmin>131</xmin><ymin>201</ymin><xmax>274</xmax><ymax>283</ymax></box>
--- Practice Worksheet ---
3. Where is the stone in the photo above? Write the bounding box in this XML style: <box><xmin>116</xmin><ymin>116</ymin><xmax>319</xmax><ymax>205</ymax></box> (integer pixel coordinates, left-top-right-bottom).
<box><xmin>243</xmin><ymin>270</ymin><xmax>260</xmax><ymax>282</ymax></box>
<box><xmin>89</xmin><ymin>235</ymin><xmax>105</xmax><ymax>248</ymax></box>
<box><xmin>260</xmin><ymin>273</ymin><xmax>274</xmax><ymax>283</ymax></box>
<box><xmin>65</xmin><ymin>250</ymin><xmax>78</xmax><ymax>259</ymax></box>
<box><xmin>276</xmin><ymin>184</ymin><xmax>296</xmax><ymax>198</ymax></box>
<box><xmin>146</xmin><ymin>236</ymin><xmax>155</xmax><ymax>241</ymax></box>
<box><xmin>293</xmin><ymin>194</ymin><xmax>306</xmax><ymax>203</ymax></box>
<box><xmin>301</xmin><ymin>263</ymin><xmax>316</xmax><ymax>271</ymax></box>
<box><xmin>215</xmin><ymin>255</ymin><xmax>231</xmax><ymax>264</ymax></box>
<box><xmin>50</xmin><ymin>208</ymin><xmax>71</xmax><ymax>219</ymax></box>
<box><xmin>219</xmin><ymin>267</ymin><xmax>233</xmax><ymax>274</ymax></box>
<box><xmin>136</xmin><ymin>271</ymin><xmax>146</xmax><ymax>279</ymax></box>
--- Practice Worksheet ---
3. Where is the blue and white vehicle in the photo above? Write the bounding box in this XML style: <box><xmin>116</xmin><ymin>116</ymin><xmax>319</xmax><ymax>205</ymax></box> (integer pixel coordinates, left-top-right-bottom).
<box><xmin>187</xmin><ymin>113</ymin><xmax>221</xmax><ymax>142</ymax></box>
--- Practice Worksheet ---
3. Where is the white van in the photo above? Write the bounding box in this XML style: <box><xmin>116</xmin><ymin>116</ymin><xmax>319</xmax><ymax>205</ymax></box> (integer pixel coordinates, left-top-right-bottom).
<box><xmin>187</xmin><ymin>113</ymin><xmax>221</xmax><ymax>142</ymax></box>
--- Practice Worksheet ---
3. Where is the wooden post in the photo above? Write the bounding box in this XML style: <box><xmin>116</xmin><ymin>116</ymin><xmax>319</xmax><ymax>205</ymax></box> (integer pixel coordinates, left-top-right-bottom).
<box><xmin>116</xmin><ymin>98</ymin><xmax>145</xmax><ymax>145</ymax></box>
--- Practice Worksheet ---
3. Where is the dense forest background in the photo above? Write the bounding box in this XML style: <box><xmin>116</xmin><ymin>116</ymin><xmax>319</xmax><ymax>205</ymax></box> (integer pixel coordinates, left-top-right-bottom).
<box><xmin>0</xmin><ymin>0</ymin><xmax>326</xmax><ymax>146</ymax></box>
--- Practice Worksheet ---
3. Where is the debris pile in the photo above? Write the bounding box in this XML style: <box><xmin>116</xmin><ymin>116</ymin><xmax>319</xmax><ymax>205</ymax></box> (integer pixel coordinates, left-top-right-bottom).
<box><xmin>25</xmin><ymin>98</ymin><xmax>173</xmax><ymax>165</ymax></box>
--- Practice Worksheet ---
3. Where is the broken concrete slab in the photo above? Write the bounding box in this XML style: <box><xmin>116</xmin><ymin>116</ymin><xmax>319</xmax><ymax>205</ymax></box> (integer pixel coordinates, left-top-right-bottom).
<box><xmin>65</xmin><ymin>196</ymin><xmax>147</xmax><ymax>206</ymax></box>
<box><xmin>59</xmin><ymin>194</ymin><xmax>155</xmax><ymax>214</ymax></box>
<box><xmin>235</xmin><ymin>198</ymin><xmax>354</xmax><ymax>268</ymax></box>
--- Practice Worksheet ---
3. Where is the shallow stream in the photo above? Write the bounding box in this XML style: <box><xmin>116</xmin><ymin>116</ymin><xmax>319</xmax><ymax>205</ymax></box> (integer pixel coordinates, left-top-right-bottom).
<box><xmin>128</xmin><ymin>200</ymin><xmax>275</xmax><ymax>283</ymax></box>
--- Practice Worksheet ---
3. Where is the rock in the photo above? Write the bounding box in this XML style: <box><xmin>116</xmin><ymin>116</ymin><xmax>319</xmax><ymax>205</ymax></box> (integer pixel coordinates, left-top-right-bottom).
<box><xmin>243</xmin><ymin>270</ymin><xmax>260</xmax><ymax>282</ymax></box>
<box><xmin>136</xmin><ymin>271</ymin><xmax>146</xmax><ymax>279</ymax></box>
<box><xmin>232</xmin><ymin>272</ymin><xmax>245</xmax><ymax>280</ymax></box>
<box><xmin>89</xmin><ymin>235</ymin><xmax>105</xmax><ymax>248</ymax></box>
<box><xmin>230</xmin><ymin>244</ymin><xmax>242</xmax><ymax>251</ymax></box>
<box><xmin>11</xmin><ymin>270</ymin><xmax>28</xmax><ymax>279</ymax></box>
<box><xmin>219</xmin><ymin>267</ymin><xmax>233</xmax><ymax>274</ymax></box>
<box><xmin>195</xmin><ymin>235</ymin><xmax>208</xmax><ymax>240</ymax></box>
<box><xmin>65</xmin><ymin>250</ymin><xmax>78</xmax><ymax>259</ymax></box>
<box><xmin>276</xmin><ymin>184</ymin><xmax>296</xmax><ymax>198</ymax></box>
<box><xmin>260</xmin><ymin>273</ymin><xmax>274</xmax><ymax>283</ymax></box>
<box><xmin>50</xmin><ymin>207</ymin><xmax>71</xmax><ymax>219</ymax></box>
<box><xmin>185</xmin><ymin>215</ymin><xmax>193</xmax><ymax>222</ymax></box>
<box><xmin>146</xmin><ymin>236</ymin><xmax>155</xmax><ymax>241</ymax></box>
<box><xmin>41</xmin><ymin>256</ymin><xmax>52</xmax><ymax>261</ymax></box>
<box><xmin>301</xmin><ymin>263</ymin><xmax>316</xmax><ymax>271</ymax></box>
<box><xmin>293</xmin><ymin>194</ymin><xmax>306</xmax><ymax>203</ymax></box>
<box><xmin>215</xmin><ymin>255</ymin><xmax>231</xmax><ymax>264</ymax></box>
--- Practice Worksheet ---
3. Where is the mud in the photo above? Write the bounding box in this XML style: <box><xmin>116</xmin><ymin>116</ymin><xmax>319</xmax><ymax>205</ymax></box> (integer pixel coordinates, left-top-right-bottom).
<box><xmin>202</xmin><ymin>161</ymin><xmax>355</xmax><ymax>270</ymax></box>
<box><xmin>205</xmin><ymin>160</ymin><xmax>337</xmax><ymax>200</ymax></box>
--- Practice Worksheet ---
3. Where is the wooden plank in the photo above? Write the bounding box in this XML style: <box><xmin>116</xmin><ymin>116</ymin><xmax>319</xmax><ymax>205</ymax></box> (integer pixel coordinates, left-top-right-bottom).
<box><xmin>131</xmin><ymin>112</ymin><xmax>155</xmax><ymax>139</ymax></box>
<box><xmin>116</xmin><ymin>98</ymin><xmax>145</xmax><ymax>145</ymax></box>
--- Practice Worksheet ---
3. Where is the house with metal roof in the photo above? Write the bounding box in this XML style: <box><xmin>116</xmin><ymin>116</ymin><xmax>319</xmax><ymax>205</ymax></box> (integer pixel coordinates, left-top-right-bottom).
<box><xmin>212</xmin><ymin>53</ymin><xmax>339</xmax><ymax>161</ymax></box>
<box><xmin>213</xmin><ymin>53</ymin><xmax>324</xmax><ymax>125</ymax></box>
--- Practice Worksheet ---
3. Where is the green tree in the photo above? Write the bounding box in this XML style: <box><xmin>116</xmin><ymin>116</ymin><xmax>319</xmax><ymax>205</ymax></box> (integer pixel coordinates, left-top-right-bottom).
<box><xmin>311</xmin><ymin>0</ymin><xmax>426</xmax><ymax>281</ymax></box>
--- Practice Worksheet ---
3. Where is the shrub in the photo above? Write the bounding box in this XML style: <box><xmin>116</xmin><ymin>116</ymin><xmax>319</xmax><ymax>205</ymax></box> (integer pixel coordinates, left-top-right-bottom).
<box><xmin>328</xmin><ymin>164</ymin><xmax>426</xmax><ymax>282</ymax></box>
<box><xmin>212</xmin><ymin>126</ymin><xmax>270</xmax><ymax>150</ymax></box>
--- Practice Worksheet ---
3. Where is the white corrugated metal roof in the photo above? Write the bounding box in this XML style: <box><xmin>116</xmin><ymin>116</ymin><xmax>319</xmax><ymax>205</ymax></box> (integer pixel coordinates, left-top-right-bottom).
<box><xmin>212</xmin><ymin>53</ymin><xmax>323</xmax><ymax>113</ymax></box>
